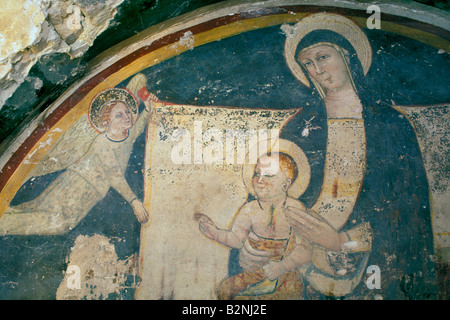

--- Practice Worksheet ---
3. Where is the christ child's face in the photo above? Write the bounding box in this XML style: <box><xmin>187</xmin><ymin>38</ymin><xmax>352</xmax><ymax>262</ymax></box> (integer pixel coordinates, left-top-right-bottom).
<box><xmin>252</xmin><ymin>154</ymin><xmax>291</xmax><ymax>201</ymax></box>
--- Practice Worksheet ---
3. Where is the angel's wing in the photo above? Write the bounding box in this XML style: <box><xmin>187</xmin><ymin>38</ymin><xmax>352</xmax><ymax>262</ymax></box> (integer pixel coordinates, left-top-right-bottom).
<box><xmin>28</xmin><ymin>113</ymin><xmax>98</xmax><ymax>178</ymax></box>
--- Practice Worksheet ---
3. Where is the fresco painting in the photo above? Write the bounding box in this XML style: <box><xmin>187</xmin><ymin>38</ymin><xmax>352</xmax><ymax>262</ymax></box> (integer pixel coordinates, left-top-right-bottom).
<box><xmin>0</xmin><ymin>4</ymin><xmax>448</xmax><ymax>300</ymax></box>
<box><xmin>136</xmin><ymin>103</ymin><xmax>295</xmax><ymax>299</ymax></box>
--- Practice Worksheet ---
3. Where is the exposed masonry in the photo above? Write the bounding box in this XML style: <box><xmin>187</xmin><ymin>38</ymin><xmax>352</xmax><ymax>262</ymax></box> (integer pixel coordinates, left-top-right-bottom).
<box><xmin>0</xmin><ymin>0</ymin><xmax>123</xmax><ymax>109</ymax></box>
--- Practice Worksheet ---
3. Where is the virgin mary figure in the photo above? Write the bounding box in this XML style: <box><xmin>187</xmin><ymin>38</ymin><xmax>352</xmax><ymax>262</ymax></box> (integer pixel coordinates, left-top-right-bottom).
<box><xmin>235</xmin><ymin>13</ymin><xmax>438</xmax><ymax>300</ymax></box>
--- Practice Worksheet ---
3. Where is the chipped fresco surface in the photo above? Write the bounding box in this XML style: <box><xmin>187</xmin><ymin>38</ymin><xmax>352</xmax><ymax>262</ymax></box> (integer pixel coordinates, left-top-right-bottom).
<box><xmin>0</xmin><ymin>1</ymin><xmax>448</xmax><ymax>300</ymax></box>
<box><xmin>56</xmin><ymin>234</ymin><xmax>138</xmax><ymax>300</ymax></box>
<box><xmin>0</xmin><ymin>0</ymin><xmax>124</xmax><ymax>108</ymax></box>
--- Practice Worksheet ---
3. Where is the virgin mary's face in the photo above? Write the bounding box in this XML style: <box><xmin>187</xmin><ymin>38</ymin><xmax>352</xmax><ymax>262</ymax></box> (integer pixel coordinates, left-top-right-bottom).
<box><xmin>298</xmin><ymin>44</ymin><xmax>351</xmax><ymax>93</ymax></box>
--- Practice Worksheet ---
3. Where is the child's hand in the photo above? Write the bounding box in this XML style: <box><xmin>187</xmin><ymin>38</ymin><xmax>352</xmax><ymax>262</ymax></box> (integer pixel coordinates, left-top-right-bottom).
<box><xmin>195</xmin><ymin>213</ymin><xmax>217</xmax><ymax>240</ymax></box>
<box><xmin>263</xmin><ymin>261</ymin><xmax>286</xmax><ymax>281</ymax></box>
<box><xmin>239</xmin><ymin>237</ymin><xmax>271</xmax><ymax>271</ymax></box>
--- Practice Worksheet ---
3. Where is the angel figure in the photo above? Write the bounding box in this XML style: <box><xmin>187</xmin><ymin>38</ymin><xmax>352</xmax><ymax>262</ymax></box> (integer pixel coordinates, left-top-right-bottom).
<box><xmin>0</xmin><ymin>73</ymin><xmax>161</xmax><ymax>235</ymax></box>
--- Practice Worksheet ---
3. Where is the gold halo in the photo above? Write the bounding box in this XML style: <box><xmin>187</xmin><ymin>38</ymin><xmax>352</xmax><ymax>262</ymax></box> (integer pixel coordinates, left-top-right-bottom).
<box><xmin>241</xmin><ymin>138</ymin><xmax>311</xmax><ymax>199</ymax></box>
<box><xmin>88</xmin><ymin>87</ymin><xmax>139</xmax><ymax>133</ymax></box>
<box><xmin>284</xmin><ymin>12</ymin><xmax>373</xmax><ymax>88</ymax></box>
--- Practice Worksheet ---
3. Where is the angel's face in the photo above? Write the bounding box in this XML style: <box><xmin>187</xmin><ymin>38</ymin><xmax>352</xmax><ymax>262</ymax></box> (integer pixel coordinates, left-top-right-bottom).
<box><xmin>107</xmin><ymin>102</ymin><xmax>133</xmax><ymax>131</ymax></box>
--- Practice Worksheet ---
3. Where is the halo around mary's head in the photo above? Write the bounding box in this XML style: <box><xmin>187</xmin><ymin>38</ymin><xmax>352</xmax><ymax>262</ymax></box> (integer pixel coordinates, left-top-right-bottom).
<box><xmin>241</xmin><ymin>138</ymin><xmax>311</xmax><ymax>199</ymax></box>
<box><xmin>284</xmin><ymin>13</ymin><xmax>373</xmax><ymax>88</ymax></box>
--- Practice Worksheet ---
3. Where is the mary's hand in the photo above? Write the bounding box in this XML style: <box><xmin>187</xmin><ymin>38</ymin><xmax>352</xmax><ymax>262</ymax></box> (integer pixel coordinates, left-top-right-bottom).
<box><xmin>131</xmin><ymin>199</ymin><xmax>150</xmax><ymax>224</ymax></box>
<box><xmin>285</xmin><ymin>206</ymin><xmax>348</xmax><ymax>251</ymax></box>
<box><xmin>238</xmin><ymin>234</ymin><xmax>270</xmax><ymax>271</ymax></box>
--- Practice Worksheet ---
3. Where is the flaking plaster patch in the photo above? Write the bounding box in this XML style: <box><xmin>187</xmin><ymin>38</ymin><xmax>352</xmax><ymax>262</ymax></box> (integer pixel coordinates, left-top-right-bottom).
<box><xmin>56</xmin><ymin>234</ymin><xmax>138</xmax><ymax>300</ymax></box>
